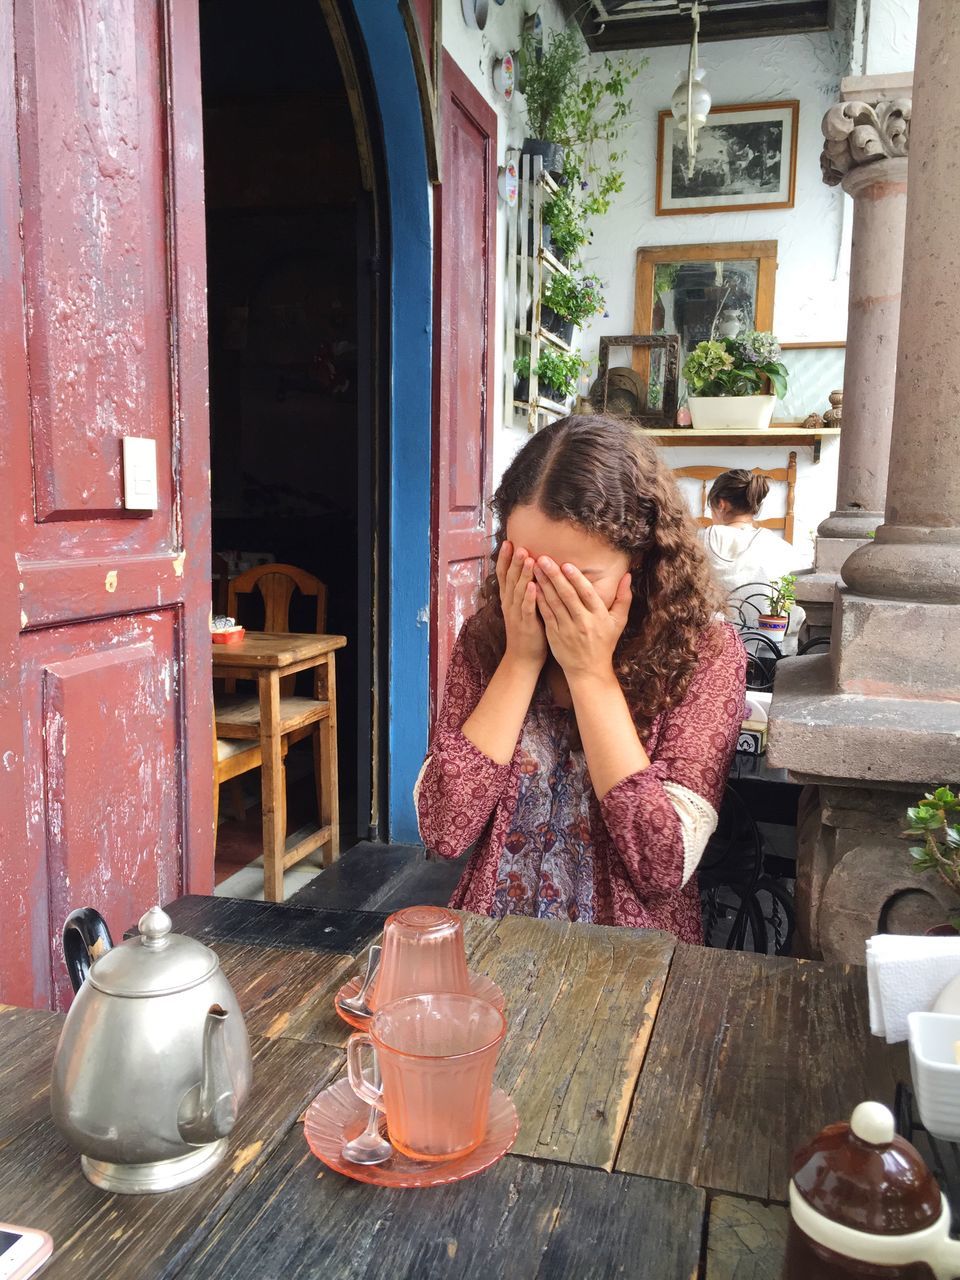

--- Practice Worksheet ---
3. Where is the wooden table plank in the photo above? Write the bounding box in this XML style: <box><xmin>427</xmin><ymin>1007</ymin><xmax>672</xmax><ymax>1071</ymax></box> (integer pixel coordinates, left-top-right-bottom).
<box><xmin>159</xmin><ymin>895</ymin><xmax>384</xmax><ymax>955</ymax></box>
<box><xmin>211</xmin><ymin>631</ymin><xmax>346</xmax><ymax>669</ymax></box>
<box><xmin>182</xmin><ymin>1137</ymin><xmax>705</xmax><ymax>1280</ymax></box>
<box><xmin>616</xmin><ymin>944</ymin><xmax>909</xmax><ymax>1200</ymax></box>
<box><xmin>704</xmin><ymin>1196</ymin><xmax>788</xmax><ymax>1280</ymax></box>
<box><xmin>459</xmin><ymin>915</ymin><xmax>676</xmax><ymax>1170</ymax></box>
<box><xmin>0</xmin><ymin>1034</ymin><xmax>343</xmax><ymax>1280</ymax></box>
<box><xmin>0</xmin><ymin>1006</ymin><xmax>63</xmax><ymax>1147</ymax></box>
<box><xmin>213</xmin><ymin>940</ymin><xmax>357</xmax><ymax>1048</ymax></box>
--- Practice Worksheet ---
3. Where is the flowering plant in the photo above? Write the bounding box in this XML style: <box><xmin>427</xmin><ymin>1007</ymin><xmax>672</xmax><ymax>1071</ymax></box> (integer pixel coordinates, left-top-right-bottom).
<box><xmin>765</xmin><ymin>574</ymin><xmax>797</xmax><ymax>619</ymax></box>
<box><xmin>542</xmin><ymin>273</ymin><xmax>606</xmax><ymax>326</ymax></box>
<box><xmin>683</xmin><ymin>331</ymin><xmax>789</xmax><ymax>399</ymax></box>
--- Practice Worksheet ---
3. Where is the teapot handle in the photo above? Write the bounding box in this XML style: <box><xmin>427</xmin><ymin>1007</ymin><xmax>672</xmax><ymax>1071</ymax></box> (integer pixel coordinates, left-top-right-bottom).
<box><xmin>63</xmin><ymin>908</ymin><xmax>114</xmax><ymax>993</ymax></box>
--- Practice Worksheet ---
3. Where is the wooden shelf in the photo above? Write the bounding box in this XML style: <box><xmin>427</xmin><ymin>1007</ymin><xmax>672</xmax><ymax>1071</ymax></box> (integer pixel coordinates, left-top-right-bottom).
<box><xmin>538</xmin><ymin>327</ymin><xmax>573</xmax><ymax>353</ymax></box>
<box><xmin>513</xmin><ymin>397</ymin><xmax>568</xmax><ymax>418</ymax></box>
<box><xmin>636</xmin><ymin>425</ymin><xmax>841</xmax><ymax>463</ymax></box>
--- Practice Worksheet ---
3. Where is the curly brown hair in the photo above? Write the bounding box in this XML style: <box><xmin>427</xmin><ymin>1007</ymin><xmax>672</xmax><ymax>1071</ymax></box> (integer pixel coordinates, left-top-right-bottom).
<box><xmin>465</xmin><ymin>414</ymin><xmax>724</xmax><ymax>732</ymax></box>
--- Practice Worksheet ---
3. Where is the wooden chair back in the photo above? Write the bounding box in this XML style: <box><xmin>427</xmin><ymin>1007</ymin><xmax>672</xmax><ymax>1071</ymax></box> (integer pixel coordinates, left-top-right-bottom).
<box><xmin>227</xmin><ymin>564</ymin><xmax>329</xmax><ymax>697</ymax></box>
<box><xmin>227</xmin><ymin>563</ymin><xmax>328</xmax><ymax>635</ymax></box>
<box><xmin>673</xmin><ymin>452</ymin><xmax>797</xmax><ymax>544</ymax></box>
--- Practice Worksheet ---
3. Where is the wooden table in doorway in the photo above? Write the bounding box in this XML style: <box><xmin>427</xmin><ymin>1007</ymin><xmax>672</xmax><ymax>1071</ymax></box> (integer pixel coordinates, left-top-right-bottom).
<box><xmin>212</xmin><ymin>632</ymin><xmax>346</xmax><ymax>899</ymax></box>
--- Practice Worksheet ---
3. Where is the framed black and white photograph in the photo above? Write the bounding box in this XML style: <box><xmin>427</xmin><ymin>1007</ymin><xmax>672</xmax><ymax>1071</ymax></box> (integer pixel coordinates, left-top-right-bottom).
<box><xmin>656</xmin><ymin>100</ymin><xmax>799</xmax><ymax>217</ymax></box>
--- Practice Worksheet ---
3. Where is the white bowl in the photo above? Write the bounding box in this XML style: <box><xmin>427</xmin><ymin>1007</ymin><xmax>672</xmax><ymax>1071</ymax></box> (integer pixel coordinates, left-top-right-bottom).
<box><xmin>908</xmin><ymin>1011</ymin><xmax>960</xmax><ymax>1140</ymax></box>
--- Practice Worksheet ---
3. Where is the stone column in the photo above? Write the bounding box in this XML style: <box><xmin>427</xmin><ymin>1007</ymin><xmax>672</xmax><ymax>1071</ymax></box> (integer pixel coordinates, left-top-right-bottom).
<box><xmin>768</xmin><ymin>0</ymin><xmax>960</xmax><ymax>961</ymax></box>
<box><xmin>794</xmin><ymin>84</ymin><xmax>911</xmax><ymax>637</ymax></box>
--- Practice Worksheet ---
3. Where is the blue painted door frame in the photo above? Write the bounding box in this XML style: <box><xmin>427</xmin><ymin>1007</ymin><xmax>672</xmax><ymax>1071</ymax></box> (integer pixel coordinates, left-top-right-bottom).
<box><xmin>350</xmin><ymin>0</ymin><xmax>432</xmax><ymax>843</ymax></box>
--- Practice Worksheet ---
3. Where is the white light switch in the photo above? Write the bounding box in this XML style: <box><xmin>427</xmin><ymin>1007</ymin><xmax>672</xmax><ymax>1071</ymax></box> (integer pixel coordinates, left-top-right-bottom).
<box><xmin>122</xmin><ymin>437</ymin><xmax>158</xmax><ymax>511</ymax></box>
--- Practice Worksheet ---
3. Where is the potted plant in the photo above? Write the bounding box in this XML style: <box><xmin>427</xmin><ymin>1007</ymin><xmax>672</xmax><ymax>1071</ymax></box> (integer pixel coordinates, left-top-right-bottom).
<box><xmin>904</xmin><ymin>787</ymin><xmax>960</xmax><ymax>934</ymax></box>
<box><xmin>519</xmin><ymin>27</ymin><xmax>581</xmax><ymax>177</ymax></box>
<box><xmin>542</xmin><ymin>186</ymin><xmax>587</xmax><ymax>265</ymax></box>
<box><xmin>521</xmin><ymin>27</ymin><xmax>639</xmax><ymax>199</ymax></box>
<box><xmin>682</xmin><ymin>331</ymin><xmax>789</xmax><ymax>431</ymax></box>
<box><xmin>541</xmin><ymin>273</ymin><xmax>605</xmax><ymax>344</ymax></box>
<box><xmin>514</xmin><ymin>349</ymin><xmax>584</xmax><ymax>406</ymax></box>
<box><xmin>758</xmin><ymin>574</ymin><xmax>796</xmax><ymax>643</ymax></box>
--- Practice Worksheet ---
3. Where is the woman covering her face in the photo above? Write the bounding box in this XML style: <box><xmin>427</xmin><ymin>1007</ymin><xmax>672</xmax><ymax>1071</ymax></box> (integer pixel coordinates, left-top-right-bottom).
<box><xmin>415</xmin><ymin>415</ymin><xmax>747</xmax><ymax>943</ymax></box>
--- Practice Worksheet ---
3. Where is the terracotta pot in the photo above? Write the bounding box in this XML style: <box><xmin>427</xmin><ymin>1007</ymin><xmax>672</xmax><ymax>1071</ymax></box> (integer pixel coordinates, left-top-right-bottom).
<box><xmin>925</xmin><ymin>924</ymin><xmax>960</xmax><ymax>937</ymax></box>
<box><xmin>757</xmin><ymin>614</ymin><xmax>789</xmax><ymax>643</ymax></box>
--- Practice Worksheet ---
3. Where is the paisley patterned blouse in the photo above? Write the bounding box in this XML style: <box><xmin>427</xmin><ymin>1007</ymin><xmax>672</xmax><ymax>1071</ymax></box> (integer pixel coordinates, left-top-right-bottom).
<box><xmin>415</xmin><ymin>621</ymin><xmax>746</xmax><ymax>943</ymax></box>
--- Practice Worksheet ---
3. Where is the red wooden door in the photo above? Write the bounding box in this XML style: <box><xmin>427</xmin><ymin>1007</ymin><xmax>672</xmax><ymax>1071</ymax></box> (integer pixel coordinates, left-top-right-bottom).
<box><xmin>431</xmin><ymin>54</ymin><xmax>498</xmax><ymax>713</ymax></box>
<box><xmin>0</xmin><ymin>0</ymin><xmax>213</xmax><ymax>1008</ymax></box>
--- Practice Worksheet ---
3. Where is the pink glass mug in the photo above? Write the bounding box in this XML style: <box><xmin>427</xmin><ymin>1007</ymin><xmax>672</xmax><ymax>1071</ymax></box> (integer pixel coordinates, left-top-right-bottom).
<box><xmin>369</xmin><ymin>905</ymin><xmax>471</xmax><ymax>1010</ymax></box>
<box><xmin>346</xmin><ymin>993</ymin><xmax>506</xmax><ymax>1161</ymax></box>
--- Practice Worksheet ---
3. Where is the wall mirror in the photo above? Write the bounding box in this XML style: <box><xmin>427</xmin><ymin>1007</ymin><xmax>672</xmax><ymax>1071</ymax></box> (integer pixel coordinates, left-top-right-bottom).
<box><xmin>774</xmin><ymin>342</ymin><xmax>846</xmax><ymax>422</ymax></box>
<box><xmin>634</xmin><ymin>241</ymin><xmax>777</xmax><ymax>400</ymax></box>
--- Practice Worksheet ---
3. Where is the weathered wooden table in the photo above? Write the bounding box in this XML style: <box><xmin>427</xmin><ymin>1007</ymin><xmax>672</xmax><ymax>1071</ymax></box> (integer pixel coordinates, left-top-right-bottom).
<box><xmin>1</xmin><ymin>897</ymin><xmax>907</xmax><ymax>1279</ymax></box>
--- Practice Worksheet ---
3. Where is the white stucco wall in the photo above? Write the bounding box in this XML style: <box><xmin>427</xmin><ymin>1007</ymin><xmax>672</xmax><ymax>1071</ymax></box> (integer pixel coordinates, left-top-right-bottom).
<box><xmin>863</xmin><ymin>0</ymin><xmax>918</xmax><ymax>74</ymax></box>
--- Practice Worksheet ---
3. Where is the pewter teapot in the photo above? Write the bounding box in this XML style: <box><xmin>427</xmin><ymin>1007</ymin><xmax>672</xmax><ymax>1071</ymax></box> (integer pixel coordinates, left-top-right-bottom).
<box><xmin>50</xmin><ymin>905</ymin><xmax>253</xmax><ymax>1194</ymax></box>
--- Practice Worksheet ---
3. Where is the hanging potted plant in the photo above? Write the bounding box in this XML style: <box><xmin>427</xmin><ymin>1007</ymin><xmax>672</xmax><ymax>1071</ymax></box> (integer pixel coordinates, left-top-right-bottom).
<box><xmin>519</xmin><ymin>27</ymin><xmax>582</xmax><ymax>178</ymax></box>
<box><xmin>541</xmin><ymin>273</ymin><xmax>605</xmax><ymax>344</ymax></box>
<box><xmin>682</xmin><ymin>331</ymin><xmax>789</xmax><ymax>432</ymax></box>
<box><xmin>904</xmin><ymin>788</ymin><xmax>960</xmax><ymax>936</ymax></box>
<box><xmin>514</xmin><ymin>349</ymin><xmax>584</xmax><ymax>406</ymax></box>
<box><xmin>758</xmin><ymin>574</ymin><xmax>796</xmax><ymax>644</ymax></box>
<box><xmin>542</xmin><ymin>186</ymin><xmax>587</xmax><ymax>265</ymax></box>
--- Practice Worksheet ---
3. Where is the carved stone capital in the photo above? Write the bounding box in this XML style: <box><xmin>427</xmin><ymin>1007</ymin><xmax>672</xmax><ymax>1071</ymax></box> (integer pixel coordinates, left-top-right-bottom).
<box><xmin>820</xmin><ymin>98</ymin><xmax>911</xmax><ymax>187</ymax></box>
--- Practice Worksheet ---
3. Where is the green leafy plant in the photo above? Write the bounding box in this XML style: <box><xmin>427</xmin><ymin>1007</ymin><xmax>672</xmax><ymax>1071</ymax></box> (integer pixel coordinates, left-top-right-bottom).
<box><xmin>543</xmin><ymin>187</ymin><xmax>587</xmax><ymax>263</ymax></box>
<box><xmin>905</xmin><ymin>788</ymin><xmax>960</xmax><ymax>908</ymax></box>
<box><xmin>515</xmin><ymin>349</ymin><xmax>584</xmax><ymax>401</ymax></box>
<box><xmin>654</xmin><ymin>263</ymin><xmax>680</xmax><ymax>297</ymax></box>
<box><xmin>542</xmin><ymin>273</ymin><xmax>605</xmax><ymax>326</ymax></box>
<box><xmin>520</xmin><ymin>28</ymin><xmax>583</xmax><ymax>144</ymax></box>
<box><xmin>536</xmin><ymin>347</ymin><xmax>584</xmax><ymax>399</ymax></box>
<box><xmin>765</xmin><ymin>574</ymin><xmax>796</xmax><ymax>619</ymax></box>
<box><xmin>522</xmin><ymin>27</ymin><xmax>640</xmax><ymax>226</ymax></box>
<box><xmin>682</xmin><ymin>332</ymin><xmax>790</xmax><ymax>400</ymax></box>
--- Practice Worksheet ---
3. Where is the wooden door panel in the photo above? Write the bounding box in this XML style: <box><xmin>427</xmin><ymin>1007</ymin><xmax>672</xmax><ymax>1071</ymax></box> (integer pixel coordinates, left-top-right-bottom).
<box><xmin>432</xmin><ymin>55</ymin><xmax>497</xmax><ymax>712</ymax></box>
<box><xmin>0</xmin><ymin>0</ymin><xmax>213</xmax><ymax>1007</ymax></box>
<box><xmin>22</xmin><ymin>613</ymin><xmax>182</xmax><ymax>1009</ymax></box>
<box><xmin>14</xmin><ymin>0</ymin><xmax>175</xmax><ymax>539</ymax></box>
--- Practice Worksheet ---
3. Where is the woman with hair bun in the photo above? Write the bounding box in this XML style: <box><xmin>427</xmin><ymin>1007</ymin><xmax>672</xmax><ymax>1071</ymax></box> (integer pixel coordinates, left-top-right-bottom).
<box><xmin>700</xmin><ymin>468</ymin><xmax>805</xmax><ymax>653</ymax></box>
<box><xmin>415</xmin><ymin>415</ymin><xmax>746</xmax><ymax>943</ymax></box>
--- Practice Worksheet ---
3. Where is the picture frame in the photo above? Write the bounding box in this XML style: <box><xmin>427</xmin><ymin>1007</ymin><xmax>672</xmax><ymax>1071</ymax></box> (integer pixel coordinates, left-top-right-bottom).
<box><xmin>633</xmin><ymin>241</ymin><xmax>777</xmax><ymax>396</ymax></box>
<box><xmin>593</xmin><ymin>334</ymin><xmax>680</xmax><ymax>428</ymax></box>
<box><xmin>656</xmin><ymin>100</ymin><xmax>799</xmax><ymax>217</ymax></box>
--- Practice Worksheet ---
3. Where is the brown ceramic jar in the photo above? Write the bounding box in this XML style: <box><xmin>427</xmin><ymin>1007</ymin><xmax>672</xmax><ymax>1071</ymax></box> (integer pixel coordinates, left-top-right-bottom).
<box><xmin>784</xmin><ymin>1102</ymin><xmax>960</xmax><ymax>1279</ymax></box>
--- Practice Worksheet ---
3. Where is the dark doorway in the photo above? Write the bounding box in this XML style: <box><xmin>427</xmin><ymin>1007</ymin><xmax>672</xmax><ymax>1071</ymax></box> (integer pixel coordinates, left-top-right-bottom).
<box><xmin>200</xmin><ymin>0</ymin><xmax>385</xmax><ymax>885</ymax></box>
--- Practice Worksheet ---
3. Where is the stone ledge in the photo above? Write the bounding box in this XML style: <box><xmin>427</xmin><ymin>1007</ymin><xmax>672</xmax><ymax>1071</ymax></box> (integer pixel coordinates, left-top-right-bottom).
<box><xmin>768</xmin><ymin>655</ymin><xmax>960</xmax><ymax>783</ymax></box>
<box><xmin>794</xmin><ymin>571</ymin><xmax>839</xmax><ymax>605</ymax></box>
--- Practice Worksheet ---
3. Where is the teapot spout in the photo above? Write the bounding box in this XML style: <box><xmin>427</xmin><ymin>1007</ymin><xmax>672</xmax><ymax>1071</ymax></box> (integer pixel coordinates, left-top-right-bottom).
<box><xmin>177</xmin><ymin>1005</ymin><xmax>240</xmax><ymax>1146</ymax></box>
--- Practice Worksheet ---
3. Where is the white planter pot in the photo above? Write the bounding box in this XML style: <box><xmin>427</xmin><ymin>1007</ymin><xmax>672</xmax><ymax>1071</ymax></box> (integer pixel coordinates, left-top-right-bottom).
<box><xmin>688</xmin><ymin>394</ymin><xmax>776</xmax><ymax>431</ymax></box>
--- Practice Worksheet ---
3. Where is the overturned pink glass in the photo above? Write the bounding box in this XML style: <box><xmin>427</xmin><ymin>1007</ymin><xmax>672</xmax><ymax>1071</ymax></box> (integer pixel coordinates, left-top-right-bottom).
<box><xmin>369</xmin><ymin>905</ymin><xmax>471</xmax><ymax>1010</ymax></box>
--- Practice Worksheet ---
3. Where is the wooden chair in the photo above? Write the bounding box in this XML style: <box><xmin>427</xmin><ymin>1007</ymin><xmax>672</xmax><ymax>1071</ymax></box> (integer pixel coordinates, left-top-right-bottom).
<box><xmin>216</xmin><ymin>564</ymin><xmax>339</xmax><ymax>881</ymax></box>
<box><xmin>673</xmin><ymin>452</ymin><xmax>798</xmax><ymax>544</ymax></box>
<box><xmin>213</xmin><ymin>728</ymin><xmax>288</xmax><ymax>834</ymax></box>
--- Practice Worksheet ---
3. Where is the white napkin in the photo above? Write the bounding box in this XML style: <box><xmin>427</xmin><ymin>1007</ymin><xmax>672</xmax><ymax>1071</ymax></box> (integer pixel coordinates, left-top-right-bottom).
<box><xmin>866</xmin><ymin>934</ymin><xmax>960</xmax><ymax>1043</ymax></box>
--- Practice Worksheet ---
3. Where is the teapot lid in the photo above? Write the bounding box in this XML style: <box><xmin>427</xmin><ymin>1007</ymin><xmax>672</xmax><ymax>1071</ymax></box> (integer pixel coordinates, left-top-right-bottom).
<box><xmin>792</xmin><ymin>1101</ymin><xmax>941</xmax><ymax>1235</ymax></box>
<box><xmin>86</xmin><ymin>907</ymin><xmax>219</xmax><ymax>997</ymax></box>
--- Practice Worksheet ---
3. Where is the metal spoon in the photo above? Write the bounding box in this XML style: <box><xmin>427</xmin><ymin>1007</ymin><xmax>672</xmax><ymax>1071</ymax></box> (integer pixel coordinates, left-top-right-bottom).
<box><xmin>342</xmin><ymin>1056</ymin><xmax>392</xmax><ymax>1165</ymax></box>
<box><xmin>339</xmin><ymin>944</ymin><xmax>381</xmax><ymax>1018</ymax></box>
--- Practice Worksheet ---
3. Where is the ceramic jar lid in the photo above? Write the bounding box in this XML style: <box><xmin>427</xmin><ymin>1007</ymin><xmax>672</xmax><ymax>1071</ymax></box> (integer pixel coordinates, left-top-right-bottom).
<box><xmin>792</xmin><ymin>1102</ymin><xmax>941</xmax><ymax>1235</ymax></box>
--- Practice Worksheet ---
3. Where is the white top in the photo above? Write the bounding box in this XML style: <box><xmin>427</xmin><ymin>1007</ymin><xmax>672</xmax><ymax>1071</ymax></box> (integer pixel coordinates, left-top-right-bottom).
<box><xmin>700</xmin><ymin>524</ymin><xmax>807</xmax><ymax>655</ymax></box>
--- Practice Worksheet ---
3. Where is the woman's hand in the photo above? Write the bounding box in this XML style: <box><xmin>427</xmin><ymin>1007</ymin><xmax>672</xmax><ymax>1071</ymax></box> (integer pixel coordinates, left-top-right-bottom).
<box><xmin>497</xmin><ymin>541</ymin><xmax>547</xmax><ymax>671</ymax></box>
<box><xmin>534</xmin><ymin>557</ymin><xmax>632</xmax><ymax>682</ymax></box>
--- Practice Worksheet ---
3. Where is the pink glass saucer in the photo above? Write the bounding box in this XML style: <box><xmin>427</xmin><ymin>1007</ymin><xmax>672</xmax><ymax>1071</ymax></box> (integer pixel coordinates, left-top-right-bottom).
<box><xmin>334</xmin><ymin>970</ymin><xmax>505</xmax><ymax>1031</ymax></box>
<box><xmin>303</xmin><ymin>1078</ymin><xmax>519</xmax><ymax>1188</ymax></box>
